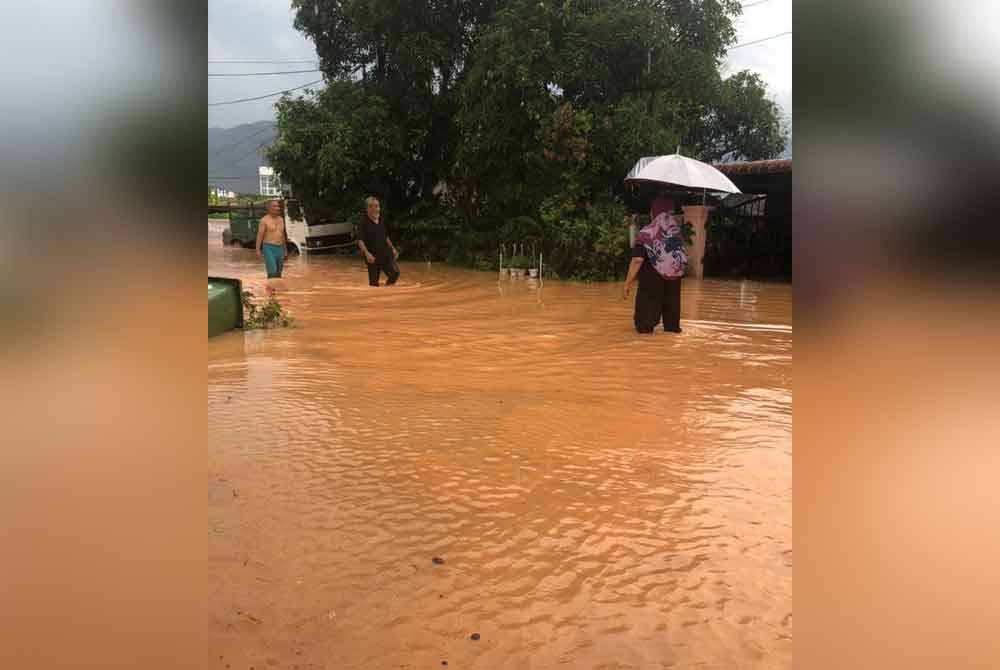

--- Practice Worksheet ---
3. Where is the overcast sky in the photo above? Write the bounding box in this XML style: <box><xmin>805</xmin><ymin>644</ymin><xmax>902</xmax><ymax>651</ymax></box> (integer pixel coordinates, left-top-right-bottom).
<box><xmin>209</xmin><ymin>0</ymin><xmax>792</xmax><ymax>129</ymax></box>
<box><xmin>723</xmin><ymin>0</ymin><xmax>793</xmax><ymax>120</ymax></box>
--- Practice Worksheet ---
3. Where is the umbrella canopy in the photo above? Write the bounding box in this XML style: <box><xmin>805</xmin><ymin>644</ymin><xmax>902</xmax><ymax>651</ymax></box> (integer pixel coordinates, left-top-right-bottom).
<box><xmin>624</xmin><ymin>154</ymin><xmax>741</xmax><ymax>194</ymax></box>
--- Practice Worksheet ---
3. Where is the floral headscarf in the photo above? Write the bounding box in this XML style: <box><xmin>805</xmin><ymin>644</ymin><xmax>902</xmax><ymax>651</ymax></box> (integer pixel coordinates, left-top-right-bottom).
<box><xmin>636</xmin><ymin>196</ymin><xmax>687</xmax><ymax>279</ymax></box>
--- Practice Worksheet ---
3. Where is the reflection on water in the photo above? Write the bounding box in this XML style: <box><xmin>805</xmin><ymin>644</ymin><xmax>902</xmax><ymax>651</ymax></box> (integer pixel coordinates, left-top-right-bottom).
<box><xmin>208</xmin><ymin>225</ymin><xmax>792</xmax><ymax>669</ymax></box>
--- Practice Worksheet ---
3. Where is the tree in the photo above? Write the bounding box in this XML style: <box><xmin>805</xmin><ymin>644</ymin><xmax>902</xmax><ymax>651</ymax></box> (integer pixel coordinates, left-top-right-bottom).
<box><xmin>287</xmin><ymin>0</ymin><xmax>499</xmax><ymax>214</ymax></box>
<box><xmin>274</xmin><ymin>0</ymin><xmax>787</xmax><ymax>278</ymax></box>
<box><xmin>266</xmin><ymin>81</ymin><xmax>408</xmax><ymax>217</ymax></box>
<box><xmin>691</xmin><ymin>71</ymin><xmax>787</xmax><ymax>162</ymax></box>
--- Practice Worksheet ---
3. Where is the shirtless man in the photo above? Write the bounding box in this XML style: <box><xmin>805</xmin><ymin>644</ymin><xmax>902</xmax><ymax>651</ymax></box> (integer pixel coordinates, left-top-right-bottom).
<box><xmin>255</xmin><ymin>200</ymin><xmax>288</xmax><ymax>279</ymax></box>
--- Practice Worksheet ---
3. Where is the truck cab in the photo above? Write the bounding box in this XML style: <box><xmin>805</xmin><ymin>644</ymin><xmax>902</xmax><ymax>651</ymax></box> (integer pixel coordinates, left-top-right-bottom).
<box><xmin>283</xmin><ymin>199</ymin><xmax>356</xmax><ymax>254</ymax></box>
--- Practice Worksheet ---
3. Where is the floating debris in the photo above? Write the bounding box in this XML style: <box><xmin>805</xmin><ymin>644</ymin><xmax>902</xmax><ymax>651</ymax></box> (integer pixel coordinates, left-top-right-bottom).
<box><xmin>236</xmin><ymin>609</ymin><xmax>262</xmax><ymax>624</ymax></box>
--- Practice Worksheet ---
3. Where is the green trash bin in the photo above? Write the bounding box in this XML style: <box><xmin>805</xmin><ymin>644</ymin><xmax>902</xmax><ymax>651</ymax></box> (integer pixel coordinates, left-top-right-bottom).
<box><xmin>208</xmin><ymin>276</ymin><xmax>244</xmax><ymax>337</ymax></box>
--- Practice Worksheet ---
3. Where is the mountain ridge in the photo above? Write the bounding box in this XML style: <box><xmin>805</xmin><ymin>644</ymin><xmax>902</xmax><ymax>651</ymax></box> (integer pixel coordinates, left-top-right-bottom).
<box><xmin>208</xmin><ymin>120</ymin><xmax>278</xmax><ymax>195</ymax></box>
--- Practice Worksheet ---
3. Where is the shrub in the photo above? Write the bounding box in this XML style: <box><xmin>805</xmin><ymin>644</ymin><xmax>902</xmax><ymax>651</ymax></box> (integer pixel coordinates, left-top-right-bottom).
<box><xmin>538</xmin><ymin>197</ymin><xmax>629</xmax><ymax>281</ymax></box>
<box><xmin>241</xmin><ymin>289</ymin><xmax>296</xmax><ymax>330</ymax></box>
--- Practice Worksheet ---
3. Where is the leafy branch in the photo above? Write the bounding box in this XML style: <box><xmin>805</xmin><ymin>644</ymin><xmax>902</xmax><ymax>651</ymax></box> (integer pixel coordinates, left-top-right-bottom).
<box><xmin>241</xmin><ymin>288</ymin><xmax>296</xmax><ymax>330</ymax></box>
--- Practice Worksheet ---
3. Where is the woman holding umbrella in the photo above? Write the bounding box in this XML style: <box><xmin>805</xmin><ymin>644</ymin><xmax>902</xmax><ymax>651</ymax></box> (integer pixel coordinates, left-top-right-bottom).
<box><xmin>622</xmin><ymin>195</ymin><xmax>687</xmax><ymax>333</ymax></box>
<box><xmin>621</xmin><ymin>152</ymin><xmax>741</xmax><ymax>334</ymax></box>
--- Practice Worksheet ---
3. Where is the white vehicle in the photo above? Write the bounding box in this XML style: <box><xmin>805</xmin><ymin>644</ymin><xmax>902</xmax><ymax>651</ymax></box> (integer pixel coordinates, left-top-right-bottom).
<box><xmin>284</xmin><ymin>198</ymin><xmax>356</xmax><ymax>254</ymax></box>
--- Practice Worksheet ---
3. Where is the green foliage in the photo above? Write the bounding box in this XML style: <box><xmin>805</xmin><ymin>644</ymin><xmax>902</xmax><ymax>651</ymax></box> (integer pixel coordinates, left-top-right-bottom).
<box><xmin>266</xmin><ymin>81</ymin><xmax>406</xmax><ymax>218</ymax></box>
<box><xmin>681</xmin><ymin>221</ymin><xmax>694</xmax><ymax>246</ymax></box>
<box><xmin>539</xmin><ymin>195</ymin><xmax>628</xmax><ymax>281</ymax></box>
<box><xmin>392</xmin><ymin>213</ymin><xmax>459</xmax><ymax>261</ymax></box>
<box><xmin>275</xmin><ymin>0</ymin><xmax>787</xmax><ymax>280</ymax></box>
<box><xmin>689</xmin><ymin>71</ymin><xmax>787</xmax><ymax>162</ymax></box>
<box><xmin>241</xmin><ymin>289</ymin><xmax>296</xmax><ymax>330</ymax></box>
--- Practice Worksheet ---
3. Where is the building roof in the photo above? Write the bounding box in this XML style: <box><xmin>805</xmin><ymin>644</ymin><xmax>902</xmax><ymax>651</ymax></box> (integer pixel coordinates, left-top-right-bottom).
<box><xmin>714</xmin><ymin>159</ymin><xmax>792</xmax><ymax>175</ymax></box>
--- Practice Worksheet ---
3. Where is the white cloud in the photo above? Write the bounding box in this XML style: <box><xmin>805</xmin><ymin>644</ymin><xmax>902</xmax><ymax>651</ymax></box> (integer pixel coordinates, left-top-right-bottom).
<box><xmin>723</xmin><ymin>0</ymin><xmax>793</xmax><ymax>117</ymax></box>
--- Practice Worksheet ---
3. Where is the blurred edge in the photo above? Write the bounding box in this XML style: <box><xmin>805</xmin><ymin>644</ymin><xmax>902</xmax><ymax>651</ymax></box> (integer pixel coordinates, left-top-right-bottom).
<box><xmin>795</xmin><ymin>0</ymin><xmax>1000</xmax><ymax>668</ymax></box>
<box><xmin>2</xmin><ymin>0</ymin><xmax>1000</xmax><ymax>668</ymax></box>
<box><xmin>0</xmin><ymin>1</ymin><xmax>207</xmax><ymax>669</ymax></box>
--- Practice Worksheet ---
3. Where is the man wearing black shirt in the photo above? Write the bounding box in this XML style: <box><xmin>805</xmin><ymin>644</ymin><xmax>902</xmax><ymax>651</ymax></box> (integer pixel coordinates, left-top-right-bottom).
<box><xmin>357</xmin><ymin>196</ymin><xmax>400</xmax><ymax>286</ymax></box>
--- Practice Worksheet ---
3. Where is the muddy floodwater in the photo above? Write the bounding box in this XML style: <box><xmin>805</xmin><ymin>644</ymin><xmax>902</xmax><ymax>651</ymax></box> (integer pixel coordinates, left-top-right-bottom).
<box><xmin>208</xmin><ymin>222</ymin><xmax>792</xmax><ymax>669</ymax></box>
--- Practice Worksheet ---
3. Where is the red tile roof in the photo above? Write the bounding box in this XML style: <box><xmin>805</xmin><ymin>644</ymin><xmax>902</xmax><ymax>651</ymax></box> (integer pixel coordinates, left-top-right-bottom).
<box><xmin>715</xmin><ymin>159</ymin><xmax>792</xmax><ymax>175</ymax></box>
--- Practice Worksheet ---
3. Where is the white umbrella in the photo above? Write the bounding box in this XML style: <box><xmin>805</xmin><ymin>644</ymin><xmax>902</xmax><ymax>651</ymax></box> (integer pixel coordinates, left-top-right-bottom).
<box><xmin>624</xmin><ymin>153</ymin><xmax>741</xmax><ymax>194</ymax></box>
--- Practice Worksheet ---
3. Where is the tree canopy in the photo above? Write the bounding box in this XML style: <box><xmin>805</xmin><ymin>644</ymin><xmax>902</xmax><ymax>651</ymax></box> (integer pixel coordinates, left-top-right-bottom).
<box><xmin>268</xmin><ymin>0</ymin><xmax>787</xmax><ymax>279</ymax></box>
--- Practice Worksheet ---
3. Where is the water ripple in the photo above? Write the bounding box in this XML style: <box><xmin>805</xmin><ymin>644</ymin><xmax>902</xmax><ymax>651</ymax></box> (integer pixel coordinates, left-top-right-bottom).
<box><xmin>209</xmin><ymin>228</ymin><xmax>791</xmax><ymax>669</ymax></box>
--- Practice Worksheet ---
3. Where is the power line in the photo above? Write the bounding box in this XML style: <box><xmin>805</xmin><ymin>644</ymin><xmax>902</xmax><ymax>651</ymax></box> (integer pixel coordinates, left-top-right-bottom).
<box><xmin>229</xmin><ymin>137</ymin><xmax>275</xmax><ymax>166</ymax></box>
<box><xmin>209</xmin><ymin>59</ymin><xmax>318</xmax><ymax>64</ymax></box>
<box><xmin>209</xmin><ymin>69</ymin><xmax>321</xmax><ymax>77</ymax></box>
<box><xmin>742</xmin><ymin>0</ymin><xmax>776</xmax><ymax>8</ymax></box>
<box><xmin>210</xmin><ymin>123</ymin><xmax>277</xmax><ymax>158</ymax></box>
<box><xmin>212</xmin><ymin>124</ymin><xmax>351</xmax><ymax>160</ymax></box>
<box><xmin>209</xmin><ymin>78</ymin><xmax>325</xmax><ymax>106</ymax></box>
<box><xmin>211</xmin><ymin>123</ymin><xmax>349</xmax><ymax>161</ymax></box>
<box><xmin>729</xmin><ymin>31</ymin><xmax>791</xmax><ymax>50</ymax></box>
<box><xmin>210</xmin><ymin>122</ymin><xmax>357</xmax><ymax>167</ymax></box>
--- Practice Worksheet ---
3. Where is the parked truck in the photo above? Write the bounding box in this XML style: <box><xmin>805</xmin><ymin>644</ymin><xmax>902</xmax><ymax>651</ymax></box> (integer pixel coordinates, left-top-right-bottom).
<box><xmin>220</xmin><ymin>198</ymin><xmax>356</xmax><ymax>255</ymax></box>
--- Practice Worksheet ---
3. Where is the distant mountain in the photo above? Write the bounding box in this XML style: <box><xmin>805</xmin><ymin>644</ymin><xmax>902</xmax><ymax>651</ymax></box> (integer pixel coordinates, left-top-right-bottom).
<box><xmin>208</xmin><ymin>121</ymin><xmax>278</xmax><ymax>195</ymax></box>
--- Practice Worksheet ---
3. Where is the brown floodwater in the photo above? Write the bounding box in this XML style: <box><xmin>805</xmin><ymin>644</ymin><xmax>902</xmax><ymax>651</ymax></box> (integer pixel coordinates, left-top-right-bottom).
<box><xmin>208</xmin><ymin>222</ymin><xmax>792</xmax><ymax>669</ymax></box>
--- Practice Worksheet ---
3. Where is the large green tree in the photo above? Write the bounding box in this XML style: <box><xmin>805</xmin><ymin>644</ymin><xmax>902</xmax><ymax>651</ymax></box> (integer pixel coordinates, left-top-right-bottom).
<box><xmin>269</xmin><ymin>0</ymin><xmax>787</xmax><ymax>278</ymax></box>
<box><xmin>268</xmin><ymin>81</ymin><xmax>406</xmax><ymax>217</ymax></box>
<box><xmin>284</xmin><ymin>0</ymin><xmax>499</xmax><ymax>214</ymax></box>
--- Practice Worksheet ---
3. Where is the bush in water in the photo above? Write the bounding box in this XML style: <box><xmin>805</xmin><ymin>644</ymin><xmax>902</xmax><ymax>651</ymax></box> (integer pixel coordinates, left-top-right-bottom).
<box><xmin>241</xmin><ymin>289</ymin><xmax>295</xmax><ymax>330</ymax></box>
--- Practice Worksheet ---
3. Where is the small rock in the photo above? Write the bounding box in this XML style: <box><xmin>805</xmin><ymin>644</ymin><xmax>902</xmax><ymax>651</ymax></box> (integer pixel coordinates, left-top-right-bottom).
<box><xmin>470</xmin><ymin>633</ymin><xmax>480</xmax><ymax>641</ymax></box>
<box><xmin>442</xmin><ymin>662</ymin><xmax>448</xmax><ymax>667</ymax></box>
<box><xmin>432</xmin><ymin>557</ymin><xmax>445</xmax><ymax>565</ymax></box>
